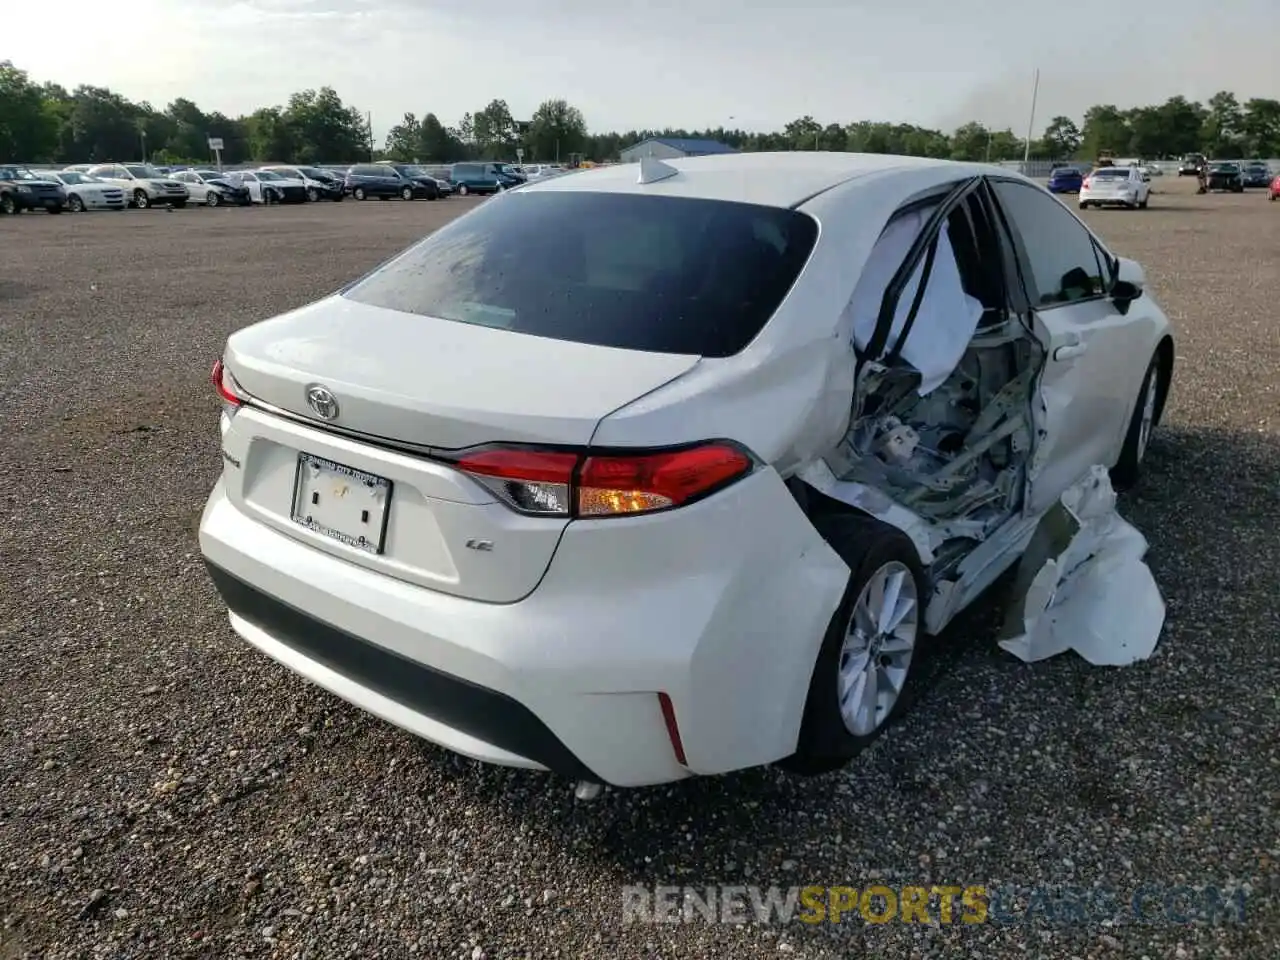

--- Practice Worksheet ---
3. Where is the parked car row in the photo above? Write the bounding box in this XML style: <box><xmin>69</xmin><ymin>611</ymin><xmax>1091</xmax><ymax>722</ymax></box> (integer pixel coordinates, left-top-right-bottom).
<box><xmin>0</xmin><ymin>159</ymin><xmax>573</xmax><ymax>214</ymax></box>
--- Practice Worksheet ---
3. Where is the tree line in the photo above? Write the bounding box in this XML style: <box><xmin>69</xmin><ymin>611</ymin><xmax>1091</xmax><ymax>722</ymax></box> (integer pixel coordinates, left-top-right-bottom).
<box><xmin>3</xmin><ymin>60</ymin><xmax>1278</xmax><ymax>168</ymax></box>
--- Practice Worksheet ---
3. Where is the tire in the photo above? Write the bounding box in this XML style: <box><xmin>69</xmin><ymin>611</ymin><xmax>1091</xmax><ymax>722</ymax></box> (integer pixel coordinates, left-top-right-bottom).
<box><xmin>171</xmin><ymin>200</ymin><xmax>186</xmax><ymax>209</ymax></box>
<box><xmin>353</xmin><ymin>187</ymin><xmax>366</xmax><ymax>201</ymax></box>
<box><xmin>134</xmin><ymin>190</ymin><xmax>150</xmax><ymax>209</ymax></box>
<box><xmin>1078</xmin><ymin>201</ymin><xmax>1089</xmax><ymax>209</ymax></box>
<box><xmin>206</xmin><ymin>191</ymin><xmax>220</xmax><ymax>207</ymax></box>
<box><xmin>0</xmin><ymin>194</ymin><xmax>15</xmax><ymax>215</ymax></box>
<box><xmin>1138</xmin><ymin>197</ymin><xmax>1149</xmax><ymax>209</ymax></box>
<box><xmin>68</xmin><ymin>195</ymin><xmax>85</xmax><ymax>213</ymax></box>
<box><xmin>1111</xmin><ymin>352</ymin><xmax>1165</xmax><ymax>490</ymax></box>
<box><xmin>401</xmin><ymin>186</ymin><xmax>414</xmax><ymax>200</ymax></box>
<box><xmin>47</xmin><ymin>204</ymin><xmax>64</xmax><ymax>214</ymax></box>
<box><xmin>458</xmin><ymin>184</ymin><xmax>469</xmax><ymax>196</ymax></box>
<box><xmin>307</xmin><ymin>187</ymin><xmax>319</xmax><ymax>202</ymax></box>
<box><xmin>778</xmin><ymin>512</ymin><xmax>927</xmax><ymax>777</ymax></box>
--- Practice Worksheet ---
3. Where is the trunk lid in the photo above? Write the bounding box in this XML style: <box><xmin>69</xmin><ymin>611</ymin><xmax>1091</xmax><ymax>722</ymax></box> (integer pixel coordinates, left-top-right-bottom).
<box><xmin>224</xmin><ymin>295</ymin><xmax>702</xmax><ymax>449</ymax></box>
<box><xmin>219</xmin><ymin>296</ymin><xmax>702</xmax><ymax>603</ymax></box>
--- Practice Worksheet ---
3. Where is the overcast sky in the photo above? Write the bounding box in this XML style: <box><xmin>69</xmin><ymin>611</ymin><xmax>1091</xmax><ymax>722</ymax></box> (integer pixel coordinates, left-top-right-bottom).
<box><xmin>11</xmin><ymin>0</ymin><xmax>1278</xmax><ymax>142</ymax></box>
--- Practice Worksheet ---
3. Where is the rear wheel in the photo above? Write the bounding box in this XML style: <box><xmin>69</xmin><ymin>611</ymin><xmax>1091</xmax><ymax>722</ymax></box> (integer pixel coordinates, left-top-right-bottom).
<box><xmin>1079</xmin><ymin>200</ymin><xmax>1090</xmax><ymax>209</ymax></box>
<box><xmin>778</xmin><ymin>513</ymin><xmax>926</xmax><ymax>776</ymax></box>
<box><xmin>68</xmin><ymin>194</ymin><xmax>85</xmax><ymax>213</ymax></box>
<box><xmin>458</xmin><ymin>184</ymin><xmax>469</xmax><ymax>196</ymax></box>
<box><xmin>401</xmin><ymin>186</ymin><xmax>414</xmax><ymax>200</ymax></box>
<box><xmin>0</xmin><ymin>194</ymin><xmax>15</xmax><ymax>215</ymax></box>
<box><xmin>353</xmin><ymin>187</ymin><xmax>367</xmax><ymax>200</ymax></box>
<box><xmin>206</xmin><ymin>191</ymin><xmax>220</xmax><ymax>207</ymax></box>
<box><xmin>307</xmin><ymin>187</ymin><xmax>319</xmax><ymax>202</ymax></box>
<box><xmin>134</xmin><ymin>189</ymin><xmax>150</xmax><ymax>209</ymax></box>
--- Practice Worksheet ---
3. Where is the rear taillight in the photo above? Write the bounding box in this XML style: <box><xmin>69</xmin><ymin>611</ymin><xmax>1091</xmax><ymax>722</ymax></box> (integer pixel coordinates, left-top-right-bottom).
<box><xmin>211</xmin><ymin>357</ymin><xmax>244</xmax><ymax>408</ymax></box>
<box><xmin>453</xmin><ymin>442</ymin><xmax>755</xmax><ymax>519</ymax></box>
<box><xmin>1081</xmin><ymin>177</ymin><xmax>1092</xmax><ymax>189</ymax></box>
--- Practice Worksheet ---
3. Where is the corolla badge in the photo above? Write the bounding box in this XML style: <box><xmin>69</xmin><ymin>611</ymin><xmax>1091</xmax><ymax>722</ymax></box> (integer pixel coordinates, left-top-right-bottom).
<box><xmin>305</xmin><ymin>384</ymin><xmax>340</xmax><ymax>420</ymax></box>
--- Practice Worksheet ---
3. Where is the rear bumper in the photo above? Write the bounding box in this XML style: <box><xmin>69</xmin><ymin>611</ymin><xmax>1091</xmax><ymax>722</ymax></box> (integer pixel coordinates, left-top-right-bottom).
<box><xmin>198</xmin><ymin>467</ymin><xmax>848</xmax><ymax>787</ymax></box>
<box><xmin>206</xmin><ymin>562</ymin><xmax>597</xmax><ymax>779</ymax></box>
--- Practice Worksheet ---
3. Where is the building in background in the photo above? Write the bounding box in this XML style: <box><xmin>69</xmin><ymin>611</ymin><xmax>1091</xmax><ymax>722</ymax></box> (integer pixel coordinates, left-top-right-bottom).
<box><xmin>618</xmin><ymin>137</ymin><xmax>739</xmax><ymax>163</ymax></box>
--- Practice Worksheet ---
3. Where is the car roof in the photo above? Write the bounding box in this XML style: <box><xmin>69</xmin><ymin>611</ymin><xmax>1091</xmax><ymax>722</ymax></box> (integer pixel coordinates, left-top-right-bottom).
<box><xmin>519</xmin><ymin>151</ymin><xmax>994</xmax><ymax>209</ymax></box>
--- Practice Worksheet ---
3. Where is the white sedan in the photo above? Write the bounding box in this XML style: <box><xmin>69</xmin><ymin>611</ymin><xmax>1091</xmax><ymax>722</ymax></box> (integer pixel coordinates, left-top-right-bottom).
<box><xmin>1079</xmin><ymin>166</ymin><xmax>1151</xmax><ymax>209</ymax></box>
<box><xmin>200</xmin><ymin>152</ymin><xmax>1174</xmax><ymax>791</ymax></box>
<box><xmin>39</xmin><ymin>171</ymin><xmax>126</xmax><ymax>211</ymax></box>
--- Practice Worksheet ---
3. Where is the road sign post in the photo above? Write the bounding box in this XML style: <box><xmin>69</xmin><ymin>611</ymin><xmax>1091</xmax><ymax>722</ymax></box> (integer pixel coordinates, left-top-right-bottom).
<box><xmin>207</xmin><ymin>137</ymin><xmax>224</xmax><ymax>172</ymax></box>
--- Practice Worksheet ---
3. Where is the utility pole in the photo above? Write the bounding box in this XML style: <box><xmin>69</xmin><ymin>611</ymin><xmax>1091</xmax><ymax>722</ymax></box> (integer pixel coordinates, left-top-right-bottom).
<box><xmin>367</xmin><ymin>111</ymin><xmax>374</xmax><ymax>161</ymax></box>
<box><xmin>1023</xmin><ymin>68</ymin><xmax>1040</xmax><ymax>173</ymax></box>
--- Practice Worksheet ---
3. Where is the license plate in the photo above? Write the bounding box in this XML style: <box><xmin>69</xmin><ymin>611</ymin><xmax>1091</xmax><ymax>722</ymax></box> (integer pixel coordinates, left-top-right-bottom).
<box><xmin>291</xmin><ymin>454</ymin><xmax>392</xmax><ymax>554</ymax></box>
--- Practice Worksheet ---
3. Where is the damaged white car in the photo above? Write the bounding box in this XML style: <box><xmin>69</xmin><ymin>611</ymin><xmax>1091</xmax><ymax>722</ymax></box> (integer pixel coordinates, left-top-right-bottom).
<box><xmin>199</xmin><ymin>152</ymin><xmax>1174</xmax><ymax>792</ymax></box>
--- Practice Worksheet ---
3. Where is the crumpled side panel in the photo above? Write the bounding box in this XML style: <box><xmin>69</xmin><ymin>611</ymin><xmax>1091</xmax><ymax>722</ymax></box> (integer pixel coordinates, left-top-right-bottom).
<box><xmin>999</xmin><ymin>465</ymin><xmax>1165</xmax><ymax>665</ymax></box>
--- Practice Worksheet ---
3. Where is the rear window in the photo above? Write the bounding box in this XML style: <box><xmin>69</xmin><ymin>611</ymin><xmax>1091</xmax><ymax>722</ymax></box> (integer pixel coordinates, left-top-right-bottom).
<box><xmin>343</xmin><ymin>191</ymin><xmax>819</xmax><ymax>357</ymax></box>
<box><xmin>1092</xmin><ymin>168</ymin><xmax>1129</xmax><ymax>177</ymax></box>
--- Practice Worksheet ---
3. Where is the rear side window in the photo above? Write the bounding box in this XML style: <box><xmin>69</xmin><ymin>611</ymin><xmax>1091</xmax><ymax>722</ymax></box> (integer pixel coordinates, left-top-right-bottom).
<box><xmin>343</xmin><ymin>191</ymin><xmax>819</xmax><ymax>357</ymax></box>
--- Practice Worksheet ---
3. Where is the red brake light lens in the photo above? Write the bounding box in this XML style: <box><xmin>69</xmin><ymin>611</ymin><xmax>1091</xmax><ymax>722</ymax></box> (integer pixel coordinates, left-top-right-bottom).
<box><xmin>211</xmin><ymin>358</ymin><xmax>244</xmax><ymax>407</ymax></box>
<box><xmin>453</xmin><ymin>442</ymin><xmax>754</xmax><ymax>519</ymax></box>
<box><xmin>578</xmin><ymin>444</ymin><xmax>753</xmax><ymax>516</ymax></box>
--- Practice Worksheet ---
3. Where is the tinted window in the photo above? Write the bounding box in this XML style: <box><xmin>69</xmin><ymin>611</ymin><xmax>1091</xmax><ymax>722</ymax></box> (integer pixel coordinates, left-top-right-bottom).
<box><xmin>453</xmin><ymin>164</ymin><xmax>480</xmax><ymax>176</ymax></box>
<box><xmin>344</xmin><ymin>191</ymin><xmax>819</xmax><ymax>357</ymax></box>
<box><xmin>1091</xmin><ymin>168</ymin><xmax>1130</xmax><ymax>179</ymax></box>
<box><xmin>990</xmin><ymin>180</ymin><xmax>1107</xmax><ymax>307</ymax></box>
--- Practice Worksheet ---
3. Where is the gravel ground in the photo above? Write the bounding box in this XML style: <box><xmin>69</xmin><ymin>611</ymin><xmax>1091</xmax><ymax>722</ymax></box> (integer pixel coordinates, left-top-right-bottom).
<box><xmin>1</xmin><ymin>179</ymin><xmax>1277</xmax><ymax>960</ymax></box>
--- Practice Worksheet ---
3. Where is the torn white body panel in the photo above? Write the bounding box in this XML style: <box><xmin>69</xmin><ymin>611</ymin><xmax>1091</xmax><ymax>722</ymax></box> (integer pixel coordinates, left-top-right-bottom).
<box><xmin>845</xmin><ymin>205</ymin><xmax>986</xmax><ymax>396</ymax></box>
<box><xmin>999</xmin><ymin>466</ymin><xmax>1165</xmax><ymax>665</ymax></box>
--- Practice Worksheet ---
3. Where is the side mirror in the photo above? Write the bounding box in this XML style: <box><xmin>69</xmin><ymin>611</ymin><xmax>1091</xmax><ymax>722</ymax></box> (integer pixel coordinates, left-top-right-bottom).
<box><xmin>1111</xmin><ymin>257</ymin><xmax>1144</xmax><ymax>311</ymax></box>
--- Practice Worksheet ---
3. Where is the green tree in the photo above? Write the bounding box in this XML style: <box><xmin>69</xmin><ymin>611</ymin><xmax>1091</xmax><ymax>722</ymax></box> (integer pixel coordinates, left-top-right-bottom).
<box><xmin>245</xmin><ymin>106</ymin><xmax>296</xmax><ymax>161</ymax></box>
<box><xmin>384</xmin><ymin>112</ymin><xmax>422</xmax><ymax>160</ymax></box>
<box><xmin>1039</xmin><ymin>116</ymin><xmax>1081</xmax><ymax>158</ymax></box>
<box><xmin>949</xmin><ymin>122</ymin><xmax>991</xmax><ymax>161</ymax></box>
<box><xmin>1079</xmin><ymin>105</ymin><xmax>1130</xmax><ymax>158</ymax></box>
<box><xmin>283</xmin><ymin>87</ymin><xmax>368</xmax><ymax>162</ymax></box>
<box><xmin>0</xmin><ymin>61</ymin><xmax>62</xmax><ymax>160</ymax></box>
<box><xmin>1241</xmin><ymin>98</ymin><xmax>1280</xmax><ymax>157</ymax></box>
<box><xmin>784</xmin><ymin>115</ymin><xmax>822</xmax><ymax>150</ymax></box>
<box><xmin>450</xmin><ymin>112</ymin><xmax>476</xmax><ymax>158</ymax></box>
<box><xmin>473</xmin><ymin>99</ymin><xmax>518</xmax><ymax>158</ymax></box>
<box><xmin>1202</xmin><ymin>91</ymin><xmax>1243</xmax><ymax>157</ymax></box>
<box><xmin>526</xmin><ymin>99</ymin><xmax>587</xmax><ymax>162</ymax></box>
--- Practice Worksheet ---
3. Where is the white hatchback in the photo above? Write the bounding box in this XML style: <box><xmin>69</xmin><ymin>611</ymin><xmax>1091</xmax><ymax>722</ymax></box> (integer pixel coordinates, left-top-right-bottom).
<box><xmin>200</xmin><ymin>153</ymin><xmax>1175</xmax><ymax>790</ymax></box>
<box><xmin>1079</xmin><ymin>166</ymin><xmax>1151</xmax><ymax>209</ymax></box>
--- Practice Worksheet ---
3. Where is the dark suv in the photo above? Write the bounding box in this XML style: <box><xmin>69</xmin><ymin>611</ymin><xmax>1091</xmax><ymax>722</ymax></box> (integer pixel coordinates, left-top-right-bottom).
<box><xmin>375</xmin><ymin>163</ymin><xmax>443</xmax><ymax>200</ymax></box>
<box><xmin>448</xmin><ymin>162</ymin><xmax>509</xmax><ymax>196</ymax></box>
<box><xmin>345</xmin><ymin>164</ymin><xmax>437</xmax><ymax>201</ymax></box>
<box><xmin>0</xmin><ymin>166</ymin><xmax>67</xmax><ymax>214</ymax></box>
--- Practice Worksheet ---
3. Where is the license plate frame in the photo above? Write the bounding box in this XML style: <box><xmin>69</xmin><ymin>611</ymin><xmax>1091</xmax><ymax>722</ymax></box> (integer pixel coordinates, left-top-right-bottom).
<box><xmin>290</xmin><ymin>453</ymin><xmax>393</xmax><ymax>555</ymax></box>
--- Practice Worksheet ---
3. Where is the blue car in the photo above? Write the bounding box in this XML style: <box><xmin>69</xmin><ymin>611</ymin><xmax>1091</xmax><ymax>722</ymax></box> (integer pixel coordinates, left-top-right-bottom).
<box><xmin>1047</xmin><ymin>166</ymin><xmax>1084</xmax><ymax>193</ymax></box>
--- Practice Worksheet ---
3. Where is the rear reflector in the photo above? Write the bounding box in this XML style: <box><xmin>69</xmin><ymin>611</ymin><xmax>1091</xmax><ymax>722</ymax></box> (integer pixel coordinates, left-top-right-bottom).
<box><xmin>452</xmin><ymin>441</ymin><xmax>754</xmax><ymax>519</ymax></box>
<box><xmin>657</xmin><ymin>693</ymin><xmax>688</xmax><ymax>766</ymax></box>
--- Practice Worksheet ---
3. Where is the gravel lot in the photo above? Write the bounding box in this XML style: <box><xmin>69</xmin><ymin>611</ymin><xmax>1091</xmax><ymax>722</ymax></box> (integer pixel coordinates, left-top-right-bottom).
<box><xmin>1</xmin><ymin>178</ymin><xmax>1277</xmax><ymax>960</ymax></box>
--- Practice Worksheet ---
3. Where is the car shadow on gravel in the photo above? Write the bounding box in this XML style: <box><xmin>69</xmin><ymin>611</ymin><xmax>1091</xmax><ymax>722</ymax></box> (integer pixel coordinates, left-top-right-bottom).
<box><xmin>411</xmin><ymin>425</ymin><xmax>1280</xmax><ymax>890</ymax></box>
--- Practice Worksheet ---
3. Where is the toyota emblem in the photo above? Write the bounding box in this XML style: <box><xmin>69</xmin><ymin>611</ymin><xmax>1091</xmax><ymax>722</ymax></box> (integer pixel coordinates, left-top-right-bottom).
<box><xmin>305</xmin><ymin>384</ymin><xmax>340</xmax><ymax>421</ymax></box>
